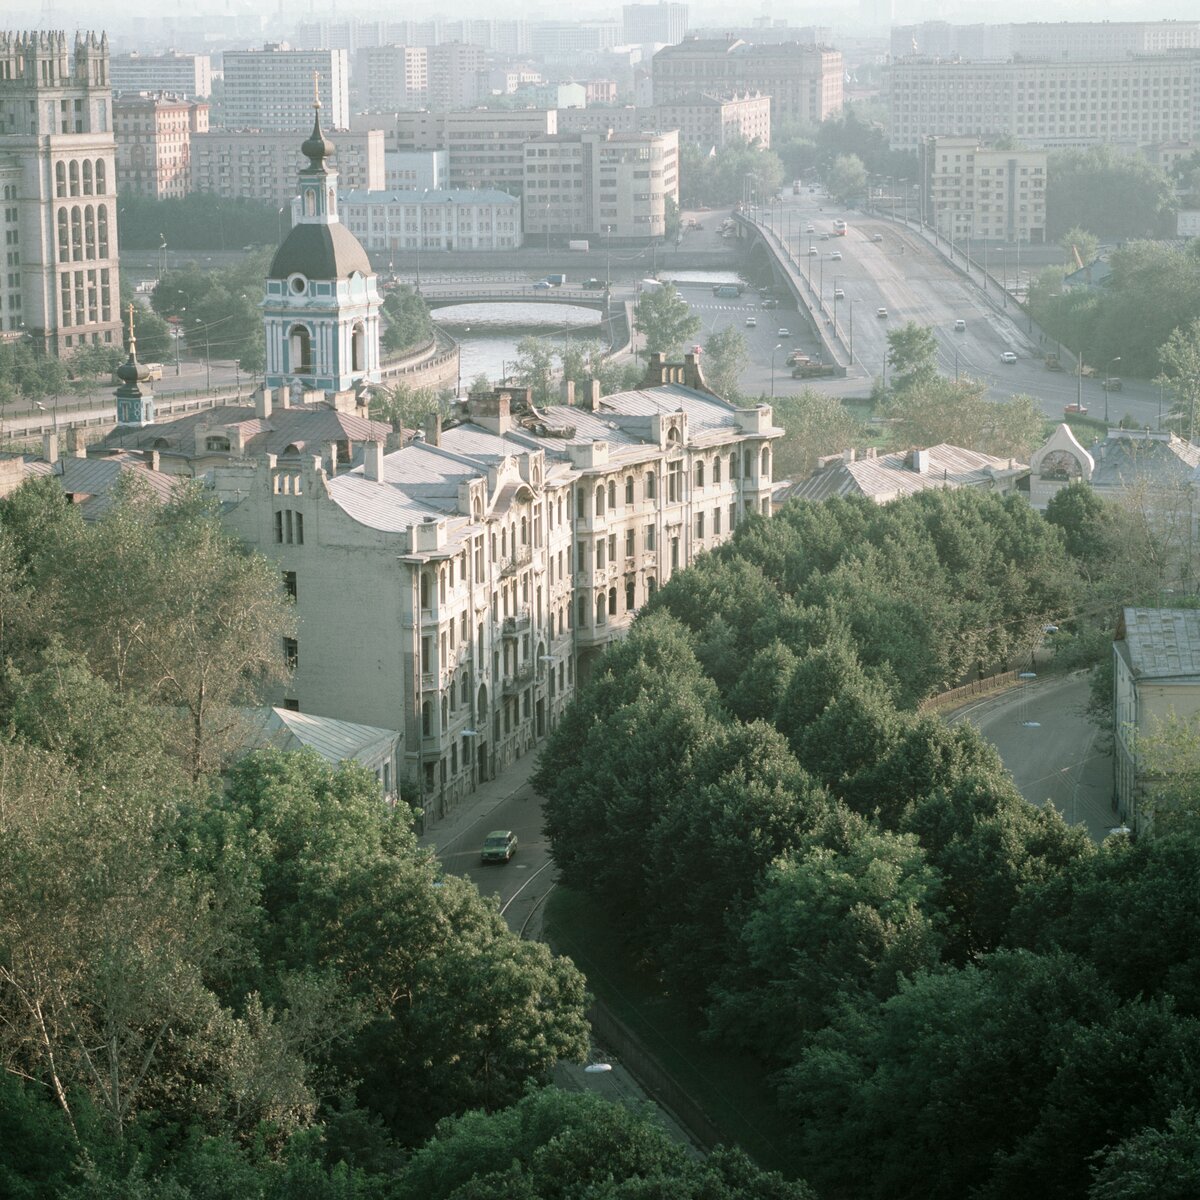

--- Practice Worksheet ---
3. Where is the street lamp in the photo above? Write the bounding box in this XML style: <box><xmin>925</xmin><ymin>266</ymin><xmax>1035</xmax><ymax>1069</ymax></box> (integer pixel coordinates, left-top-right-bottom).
<box><xmin>194</xmin><ymin>318</ymin><xmax>211</xmax><ymax>393</ymax></box>
<box><xmin>1104</xmin><ymin>356</ymin><xmax>1121</xmax><ymax>424</ymax></box>
<box><xmin>770</xmin><ymin>343</ymin><xmax>782</xmax><ymax>399</ymax></box>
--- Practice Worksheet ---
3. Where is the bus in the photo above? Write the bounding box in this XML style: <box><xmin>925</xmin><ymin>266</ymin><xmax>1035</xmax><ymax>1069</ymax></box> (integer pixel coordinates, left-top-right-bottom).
<box><xmin>833</xmin><ymin>219</ymin><xmax>847</xmax><ymax>236</ymax></box>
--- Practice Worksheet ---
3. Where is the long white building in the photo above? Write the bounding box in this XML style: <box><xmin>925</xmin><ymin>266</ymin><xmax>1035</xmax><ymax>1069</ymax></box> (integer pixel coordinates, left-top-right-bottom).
<box><xmin>222</xmin><ymin>45</ymin><xmax>350</xmax><ymax>132</ymax></box>
<box><xmin>340</xmin><ymin>188</ymin><xmax>523</xmax><ymax>252</ymax></box>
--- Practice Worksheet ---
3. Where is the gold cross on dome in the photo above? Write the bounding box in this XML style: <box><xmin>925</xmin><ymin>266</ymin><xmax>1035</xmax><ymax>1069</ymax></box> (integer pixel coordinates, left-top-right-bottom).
<box><xmin>313</xmin><ymin>70</ymin><xmax>321</xmax><ymax>109</ymax></box>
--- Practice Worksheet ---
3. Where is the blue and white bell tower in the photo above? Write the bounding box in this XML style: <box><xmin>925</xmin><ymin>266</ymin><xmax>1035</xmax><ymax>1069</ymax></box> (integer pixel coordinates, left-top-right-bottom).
<box><xmin>263</xmin><ymin>93</ymin><xmax>382</xmax><ymax>395</ymax></box>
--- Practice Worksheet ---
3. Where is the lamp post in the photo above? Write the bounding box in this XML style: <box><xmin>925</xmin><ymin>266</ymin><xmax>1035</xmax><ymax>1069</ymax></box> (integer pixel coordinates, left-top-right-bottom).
<box><xmin>771</xmin><ymin>343</ymin><xmax>782</xmax><ymax>399</ymax></box>
<box><xmin>194</xmin><ymin>318</ymin><xmax>211</xmax><ymax>393</ymax></box>
<box><xmin>832</xmin><ymin>275</ymin><xmax>843</xmax><ymax>335</ymax></box>
<box><xmin>416</xmin><ymin>190</ymin><xmax>427</xmax><ymax>294</ymax></box>
<box><xmin>848</xmin><ymin>299</ymin><xmax>854</xmax><ymax>360</ymax></box>
<box><xmin>1104</xmin><ymin>357</ymin><xmax>1121</xmax><ymax>424</ymax></box>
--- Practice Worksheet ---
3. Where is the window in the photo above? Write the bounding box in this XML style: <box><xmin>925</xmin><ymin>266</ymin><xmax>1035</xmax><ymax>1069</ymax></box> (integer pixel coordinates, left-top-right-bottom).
<box><xmin>761</xmin><ymin>446</ymin><xmax>771</xmax><ymax>479</ymax></box>
<box><xmin>671</xmin><ymin>537</ymin><xmax>680</xmax><ymax>571</ymax></box>
<box><xmin>608</xmin><ymin>587</ymin><xmax>617</xmax><ymax>616</ymax></box>
<box><xmin>577</xmin><ymin>594</ymin><xmax>587</xmax><ymax>627</ymax></box>
<box><xmin>626</xmin><ymin>579</ymin><xmax>636</xmax><ymax>610</ymax></box>
<box><xmin>667</xmin><ymin>460</ymin><xmax>682</xmax><ymax>504</ymax></box>
<box><xmin>695</xmin><ymin>460</ymin><xmax>705</xmax><ymax>489</ymax></box>
<box><xmin>596</xmin><ymin>539</ymin><xmax>605</xmax><ymax>570</ymax></box>
<box><xmin>714</xmin><ymin>507</ymin><xmax>722</xmax><ymax>535</ymax></box>
<box><xmin>422</xmin><ymin>701</ymin><xmax>432</xmax><ymax>736</ymax></box>
<box><xmin>595</xmin><ymin>485</ymin><xmax>605</xmax><ymax>516</ymax></box>
<box><xmin>607</xmin><ymin>480</ymin><xmax>616</xmax><ymax>510</ymax></box>
<box><xmin>625</xmin><ymin>529</ymin><xmax>635</xmax><ymax>558</ymax></box>
<box><xmin>645</xmin><ymin>524</ymin><xmax>656</xmax><ymax>551</ymax></box>
<box><xmin>282</xmin><ymin>637</ymin><xmax>298</xmax><ymax>669</ymax></box>
<box><xmin>625</xmin><ymin>475</ymin><xmax>634</xmax><ymax>504</ymax></box>
<box><xmin>729</xmin><ymin>452</ymin><xmax>738</xmax><ymax>480</ymax></box>
<box><xmin>645</xmin><ymin>471</ymin><xmax>656</xmax><ymax>500</ymax></box>
<box><xmin>695</xmin><ymin>512</ymin><xmax>705</xmax><ymax>540</ymax></box>
<box><xmin>283</xmin><ymin>570</ymin><xmax>297</xmax><ymax>599</ymax></box>
<box><xmin>596</xmin><ymin>595</ymin><xmax>607</xmax><ymax>625</ymax></box>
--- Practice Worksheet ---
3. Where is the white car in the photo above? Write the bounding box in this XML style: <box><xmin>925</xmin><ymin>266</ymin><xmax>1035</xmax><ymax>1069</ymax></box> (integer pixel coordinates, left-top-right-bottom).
<box><xmin>805</xmin><ymin>223</ymin><xmax>815</xmax><ymax>233</ymax></box>
<box><xmin>954</xmin><ymin>319</ymin><xmax>966</xmax><ymax>332</ymax></box>
<box><xmin>745</xmin><ymin>316</ymin><xmax>757</xmax><ymax>327</ymax></box>
<box><xmin>830</xmin><ymin>251</ymin><xmax>842</xmax><ymax>261</ymax></box>
<box><xmin>1000</xmin><ymin>351</ymin><xmax>1018</xmax><ymax>364</ymax></box>
<box><xmin>808</xmin><ymin>246</ymin><xmax>819</xmax><ymax>256</ymax></box>
<box><xmin>834</xmin><ymin>288</ymin><xmax>845</xmax><ymax>300</ymax></box>
<box><xmin>777</xmin><ymin>328</ymin><xmax>790</xmax><ymax>338</ymax></box>
<box><xmin>876</xmin><ymin>307</ymin><xmax>888</xmax><ymax>319</ymax></box>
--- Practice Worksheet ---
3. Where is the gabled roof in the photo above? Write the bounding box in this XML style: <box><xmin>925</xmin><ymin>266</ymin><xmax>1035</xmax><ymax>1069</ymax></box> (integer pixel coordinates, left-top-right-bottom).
<box><xmin>1118</xmin><ymin>608</ymin><xmax>1200</xmax><ymax>681</ymax></box>
<box><xmin>242</xmin><ymin>706</ymin><xmax>400</xmax><ymax>765</ymax></box>
<box><xmin>1090</xmin><ymin>429</ymin><xmax>1200</xmax><ymax>490</ymax></box>
<box><xmin>23</xmin><ymin>452</ymin><xmax>179</xmax><ymax>519</ymax></box>
<box><xmin>780</xmin><ymin>444</ymin><xmax>1025</xmax><ymax>505</ymax></box>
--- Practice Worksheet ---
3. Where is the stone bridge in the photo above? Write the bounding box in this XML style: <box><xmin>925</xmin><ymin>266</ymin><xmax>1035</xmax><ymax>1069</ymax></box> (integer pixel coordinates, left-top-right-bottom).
<box><xmin>418</xmin><ymin>287</ymin><xmax>611</xmax><ymax>314</ymax></box>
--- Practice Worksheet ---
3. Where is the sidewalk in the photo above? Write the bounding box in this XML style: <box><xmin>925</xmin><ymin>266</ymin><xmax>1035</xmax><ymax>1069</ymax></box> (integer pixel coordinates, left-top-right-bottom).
<box><xmin>417</xmin><ymin>748</ymin><xmax>542</xmax><ymax>854</ymax></box>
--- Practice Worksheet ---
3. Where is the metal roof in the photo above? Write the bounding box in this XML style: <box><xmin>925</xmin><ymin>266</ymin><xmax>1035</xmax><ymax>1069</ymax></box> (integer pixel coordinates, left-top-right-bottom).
<box><xmin>782</xmin><ymin>444</ymin><xmax>1024</xmax><ymax>505</ymax></box>
<box><xmin>1120</xmin><ymin>608</ymin><xmax>1200</xmax><ymax>680</ymax></box>
<box><xmin>243</xmin><ymin>706</ymin><xmax>399</xmax><ymax>765</ymax></box>
<box><xmin>24</xmin><ymin>453</ymin><xmax>179</xmax><ymax>518</ymax></box>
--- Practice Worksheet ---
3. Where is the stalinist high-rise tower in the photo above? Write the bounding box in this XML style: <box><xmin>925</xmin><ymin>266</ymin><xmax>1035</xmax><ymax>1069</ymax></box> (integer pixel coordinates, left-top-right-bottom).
<box><xmin>0</xmin><ymin>30</ymin><xmax>122</xmax><ymax>354</ymax></box>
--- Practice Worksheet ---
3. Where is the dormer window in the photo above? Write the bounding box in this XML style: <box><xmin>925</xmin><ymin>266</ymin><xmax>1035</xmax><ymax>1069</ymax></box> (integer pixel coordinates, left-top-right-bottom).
<box><xmin>289</xmin><ymin>274</ymin><xmax>307</xmax><ymax>296</ymax></box>
<box><xmin>205</xmin><ymin>435</ymin><xmax>231</xmax><ymax>452</ymax></box>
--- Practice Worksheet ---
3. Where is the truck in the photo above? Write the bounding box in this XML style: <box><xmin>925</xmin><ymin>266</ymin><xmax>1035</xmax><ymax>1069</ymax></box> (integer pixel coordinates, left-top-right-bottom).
<box><xmin>567</xmin><ymin>240</ymin><xmax>589</xmax><ymax>252</ymax></box>
<box><xmin>544</xmin><ymin>273</ymin><xmax>567</xmax><ymax>286</ymax></box>
<box><xmin>1045</xmin><ymin>353</ymin><xmax>1064</xmax><ymax>372</ymax></box>
<box><xmin>712</xmin><ymin>283</ymin><xmax>743</xmax><ymax>298</ymax></box>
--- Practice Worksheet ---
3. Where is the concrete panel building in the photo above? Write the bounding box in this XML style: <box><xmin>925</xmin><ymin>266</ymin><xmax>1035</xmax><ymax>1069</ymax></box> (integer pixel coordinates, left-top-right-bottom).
<box><xmin>523</xmin><ymin>128</ymin><xmax>678</xmax><ymax>242</ymax></box>
<box><xmin>360</xmin><ymin>45</ymin><xmax>429</xmax><ymax>110</ymax></box>
<box><xmin>653</xmin><ymin>37</ymin><xmax>843</xmax><ymax>131</ymax></box>
<box><xmin>113</xmin><ymin>93</ymin><xmax>209</xmax><ymax>200</ymax></box>
<box><xmin>427</xmin><ymin>43</ymin><xmax>487</xmax><ymax>110</ymax></box>
<box><xmin>222</xmin><ymin>45</ymin><xmax>350</xmax><ymax>132</ymax></box>
<box><xmin>191</xmin><ymin>128</ymin><xmax>384</xmax><ymax>208</ymax></box>
<box><xmin>340</xmin><ymin>188</ymin><xmax>523</xmax><ymax>251</ymax></box>
<box><xmin>624</xmin><ymin>3</ymin><xmax>689</xmax><ymax>46</ymax></box>
<box><xmin>652</xmin><ymin>91</ymin><xmax>771</xmax><ymax>148</ymax></box>
<box><xmin>109</xmin><ymin>49</ymin><xmax>213</xmax><ymax>99</ymax></box>
<box><xmin>0</xmin><ymin>30</ymin><xmax>122</xmax><ymax>352</ymax></box>
<box><xmin>890</xmin><ymin>55</ymin><xmax>1200</xmax><ymax>152</ymax></box>
<box><xmin>924</xmin><ymin>136</ymin><xmax>1047</xmax><ymax>244</ymax></box>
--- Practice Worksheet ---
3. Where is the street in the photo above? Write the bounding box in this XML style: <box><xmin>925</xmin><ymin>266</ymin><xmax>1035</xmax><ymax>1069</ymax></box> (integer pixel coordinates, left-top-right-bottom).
<box><xmin>950</xmin><ymin>671</ymin><xmax>1116</xmax><ymax>841</ymax></box>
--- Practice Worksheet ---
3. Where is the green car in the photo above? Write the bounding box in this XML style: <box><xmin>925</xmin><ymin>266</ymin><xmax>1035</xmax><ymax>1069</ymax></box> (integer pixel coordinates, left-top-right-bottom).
<box><xmin>481</xmin><ymin>830</ymin><xmax>518</xmax><ymax>864</ymax></box>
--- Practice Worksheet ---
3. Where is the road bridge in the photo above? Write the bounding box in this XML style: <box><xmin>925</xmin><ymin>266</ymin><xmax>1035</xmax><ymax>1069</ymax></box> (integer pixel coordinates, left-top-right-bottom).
<box><xmin>418</xmin><ymin>286</ymin><xmax>611</xmax><ymax>314</ymax></box>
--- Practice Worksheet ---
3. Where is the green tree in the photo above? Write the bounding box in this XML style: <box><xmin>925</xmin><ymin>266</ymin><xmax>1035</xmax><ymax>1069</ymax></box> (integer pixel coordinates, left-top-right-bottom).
<box><xmin>634</xmin><ymin>284</ymin><xmax>700</xmax><ymax>356</ymax></box>
<box><xmin>1090</xmin><ymin>1108</ymin><xmax>1200</xmax><ymax>1200</ymax></box>
<box><xmin>1060</xmin><ymin>225</ymin><xmax>1100</xmax><ymax>269</ymax></box>
<box><xmin>887</xmin><ymin>375</ymin><xmax>1046</xmax><ymax>458</ymax></box>
<box><xmin>770</xmin><ymin>389</ymin><xmax>867</xmax><ymax>479</ymax></box>
<box><xmin>703</xmin><ymin>326</ymin><xmax>749</xmax><ymax>401</ymax></box>
<box><xmin>1046</xmin><ymin>146</ymin><xmax>1177</xmax><ymax>241</ymax></box>
<box><xmin>380</xmin><ymin>286</ymin><xmax>433</xmax><ymax>354</ymax></box>
<box><xmin>116</xmin><ymin>192</ymin><xmax>284</xmax><ymax>253</ymax></box>
<box><xmin>370</xmin><ymin>382</ymin><xmax>446</xmax><ymax>434</ymax></box>
<box><xmin>886</xmin><ymin>320</ymin><xmax>939</xmax><ymax>394</ymax></box>
<box><xmin>511</xmin><ymin>335</ymin><xmax>558</xmax><ymax>405</ymax></box>
<box><xmin>825</xmin><ymin>153</ymin><xmax>868</xmax><ymax>204</ymax></box>
<box><xmin>1158</xmin><ymin>317</ymin><xmax>1200</xmax><ymax>442</ymax></box>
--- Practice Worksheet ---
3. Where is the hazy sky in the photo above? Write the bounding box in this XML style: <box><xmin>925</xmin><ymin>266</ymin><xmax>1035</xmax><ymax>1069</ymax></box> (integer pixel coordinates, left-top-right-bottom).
<box><xmin>30</xmin><ymin>0</ymin><xmax>1200</xmax><ymax>36</ymax></box>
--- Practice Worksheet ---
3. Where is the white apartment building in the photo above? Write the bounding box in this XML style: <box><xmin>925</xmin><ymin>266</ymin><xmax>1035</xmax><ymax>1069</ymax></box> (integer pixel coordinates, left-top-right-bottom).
<box><xmin>113</xmin><ymin>93</ymin><xmax>209</xmax><ymax>200</ymax></box>
<box><xmin>890</xmin><ymin>55</ymin><xmax>1200</xmax><ymax>152</ymax></box>
<box><xmin>206</xmin><ymin>367</ymin><xmax>779</xmax><ymax>817</ymax></box>
<box><xmin>624</xmin><ymin>2</ymin><xmax>689</xmax><ymax>46</ymax></box>
<box><xmin>653</xmin><ymin>37</ymin><xmax>843</xmax><ymax>131</ymax></box>
<box><xmin>523</xmin><ymin>128</ymin><xmax>678</xmax><ymax>242</ymax></box>
<box><xmin>360</xmin><ymin>45</ymin><xmax>429</xmax><ymax>109</ymax></box>
<box><xmin>651</xmin><ymin>91</ymin><xmax>771</xmax><ymax>149</ymax></box>
<box><xmin>925</xmin><ymin>136</ymin><xmax>1047</xmax><ymax>244</ymax></box>
<box><xmin>191</xmin><ymin>128</ymin><xmax>383</xmax><ymax>208</ymax></box>
<box><xmin>384</xmin><ymin>149</ymin><xmax>447</xmax><ymax>191</ymax></box>
<box><xmin>222</xmin><ymin>46</ymin><xmax>350</xmax><ymax>132</ymax></box>
<box><xmin>109</xmin><ymin>50</ymin><xmax>213</xmax><ymax>99</ymax></box>
<box><xmin>426</xmin><ymin>43</ymin><xmax>487</xmax><ymax>110</ymax></box>
<box><xmin>0</xmin><ymin>30</ymin><xmax>121</xmax><ymax>351</ymax></box>
<box><xmin>340</xmin><ymin>188</ymin><xmax>523</xmax><ymax>251</ymax></box>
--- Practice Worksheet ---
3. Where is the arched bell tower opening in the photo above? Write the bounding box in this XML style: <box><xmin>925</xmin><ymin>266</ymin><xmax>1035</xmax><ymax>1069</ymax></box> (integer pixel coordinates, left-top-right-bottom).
<box><xmin>261</xmin><ymin>91</ymin><xmax>382</xmax><ymax>396</ymax></box>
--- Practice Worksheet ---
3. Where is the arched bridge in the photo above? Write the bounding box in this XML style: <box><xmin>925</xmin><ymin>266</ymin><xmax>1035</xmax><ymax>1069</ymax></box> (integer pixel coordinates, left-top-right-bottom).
<box><xmin>418</xmin><ymin>286</ymin><xmax>611</xmax><ymax>313</ymax></box>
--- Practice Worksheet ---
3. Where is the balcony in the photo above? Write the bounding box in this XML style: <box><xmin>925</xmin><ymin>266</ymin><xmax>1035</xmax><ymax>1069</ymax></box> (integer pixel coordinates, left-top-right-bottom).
<box><xmin>501</xmin><ymin>664</ymin><xmax>535</xmax><ymax>697</ymax></box>
<box><xmin>500</xmin><ymin>544</ymin><xmax>532</xmax><ymax>578</ymax></box>
<box><xmin>502</xmin><ymin>608</ymin><xmax>532</xmax><ymax>637</ymax></box>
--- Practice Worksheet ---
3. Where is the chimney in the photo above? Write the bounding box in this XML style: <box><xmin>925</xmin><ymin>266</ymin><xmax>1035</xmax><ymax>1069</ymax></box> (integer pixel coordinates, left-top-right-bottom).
<box><xmin>42</xmin><ymin>431</ymin><xmax>58</xmax><ymax>464</ymax></box>
<box><xmin>325</xmin><ymin>441</ymin><xmax>338</xmax><ymax>473</ymax></box>
<box><xmin>255</xmin><ymin>387</ymin><xmax>273</xmax><ymax>419</ymax></box>
<box><xmin>149</xmin><ymin>450</ymin><xmax>160</xmax><ymax>472</ymax></box>
<box><xmin>589</xmin><ymin>379</ymin><xmax>601</xmax><ymax>411</ymax></box>
<box><xmin>424</xmin><ymin>411</ymin><xmax>442</xmax><ymax>446</ymax></box>
<box><xmin>842</xmin><ymin>447</ymin><xmax>856</xmax><ymax>464</ymax></box>
<box><xmin>562</xmin><ymin>379</ymin><xmax>575</xmax><ymax>406</ymax></box>
<box><xmin>363</xmin><ymin>441</ymin><xmax>385</xmax><ymax>482</ymax></box>
<box><xmin>910</xmin><ymin>448</ymin><xmax>930</xmax><ymax>474</ymax></box>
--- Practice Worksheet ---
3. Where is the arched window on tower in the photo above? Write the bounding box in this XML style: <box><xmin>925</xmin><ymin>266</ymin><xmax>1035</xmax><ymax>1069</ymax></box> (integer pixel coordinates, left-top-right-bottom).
<box><xmin>95</xmin><ymin>160</ymin><xmax>106</xmax><ymax>195</ymax></box>
<box><xmin>351</xmin><ymin>322</ymin><xmax>365</xmax><ymax>372</ymax></box>
<box><xmin>303</xmin><ymin>189</ymin><xmax>316</xmax><ymax>218</ymax></box>
<box><xmin>82</xmin><ymin>160</ymin><xmax>93</xmax><ymax>195</ymax></box>
<box><xmin>55</xmin><ymin>162</ymin><xmax>66</xmax><ymax>198</ymax></box>
<box><xmin>289</xmin><ymin>325</ymin><xmax>313</xmax><ymax>374</ymax></box>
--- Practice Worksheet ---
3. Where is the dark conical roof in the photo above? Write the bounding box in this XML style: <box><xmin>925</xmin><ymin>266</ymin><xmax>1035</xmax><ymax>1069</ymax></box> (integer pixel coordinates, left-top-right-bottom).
<box><xmin>268</xmin><ymin>223</ymin><xmax>372</xmax><ymax>281</ymax></box>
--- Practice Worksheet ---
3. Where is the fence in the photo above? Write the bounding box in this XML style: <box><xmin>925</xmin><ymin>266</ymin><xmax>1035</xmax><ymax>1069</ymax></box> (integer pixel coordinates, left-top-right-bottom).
<box><xmin>918</xmin><ymin>669</ymin><xmax>1020</xmax><ymax>713</ymax></box>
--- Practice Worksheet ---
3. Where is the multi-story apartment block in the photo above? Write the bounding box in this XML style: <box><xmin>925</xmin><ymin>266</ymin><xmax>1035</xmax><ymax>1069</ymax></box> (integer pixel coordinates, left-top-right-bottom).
<box><xmin>426</xmin><ymin>43</ymin><xmax>487</xmax><ymax>110</ymax></box>
<box><xmin>386</xmin><ymin>108</ymin><xmax>559</xmax><ymax>194</ymax></box>
<box><xmin>923</xmin><ymin>137</ymin><xmax>1047</xmax><ymax>244</ymax></box>
<box><xmin>586</xmin><ymin>80</ymin><xmax>619</xmax><ymax>105</ymax></box>
<box><xmin>890</xmin><ymin>55</ymin><xmax>1200</xmax><ymax>152</ymax></box>
<box><xmin>340</xmin><ymin>188</ymin><xmax>523</xmax><ymax>251</ymax></box>
<box><xmin>113</xmin><ymin>93</ymin><xmax>209</xmax><ymax>200</ymax></box>
<box><xmin>0</xmin><ymin>30</ymin><xmax>121</xmax><ymax>351</ymax></box>
<box><xmin>222</xmin><ymin>46</ymin><xmax>350</xmax><ymax>132</ymax></box>
<box><xmin>191</xmin><ymin>128</ymin><xmax>384</xmax><ymax>208</ymax></box>
<box><xmin>653</xmin><ymin>37</ymin><xmax>843</xmax><ymax>131</ymax></box>
<box><xmin>202</xmin><ymin>364</ymin><xmax>778</xmax><ymax>815</ymax></box>
<box><xmin>892</xmin><ymin>20</ymin><xmax>1200</xmax><ymax>65</ymax></box>
<box><xmin>531</xmin><ymin>21</ymin><xmax>623</xmax><ymax>60</ymax></box>
<box><xmin>652</xmin><ymin>92</ymin><xmax>771</xmax><ymax>148</ymax></box>
<box><xmin>384</xmin><ymin>149</ymin><xmax>447</xmax><ymax>191</ymax></box>
<box><xmin>524</xmin><ymin>128</ymin><xmax>679</xmax><ymax>242</ymax></box>
<box><xmin>109</xmin><ymin>50</ymin><xmax>213</xmax><ymax>99</ymax></box>
<box><xmin>296</xmin><ymin>18</ymin><xmax>530</xmax><ymax>55</ymax></box>
<box><xmin>360</xmin><ymin>45</ymin><xmax>429</xmax><ymax>110</ymax></box>
<box><xmin>623</xmin><ymin>3</ymin><xmax>689</xmax><ymax>46</ymax></box>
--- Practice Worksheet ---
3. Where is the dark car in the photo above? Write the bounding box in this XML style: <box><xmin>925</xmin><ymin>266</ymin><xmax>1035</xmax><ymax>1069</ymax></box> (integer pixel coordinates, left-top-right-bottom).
<box><xmin>1102</xmin><ymin>377</ymin><xmax>1123</xmax><ymax>391</ymax></box>
<box><xmin>582</xmin><ymin>278</ymin><xmax>605</xmax><ymax>289</ymax></box>
<box><xmin>481</xmin><ymin>830</ymin><xmax>518</xmax><ymax>863</ymax></box>
<box><xmin>762</xmin><ymin>297</ymin><xmax>780</xmax><ymax>309</ymax></box>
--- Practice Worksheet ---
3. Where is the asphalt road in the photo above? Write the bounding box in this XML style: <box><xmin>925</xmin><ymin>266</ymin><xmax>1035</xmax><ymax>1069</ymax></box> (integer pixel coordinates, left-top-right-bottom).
<box><xmin>950</xmin><ymin>671</ymin><xmax>1117</xmax><ymax>841</ymax></box>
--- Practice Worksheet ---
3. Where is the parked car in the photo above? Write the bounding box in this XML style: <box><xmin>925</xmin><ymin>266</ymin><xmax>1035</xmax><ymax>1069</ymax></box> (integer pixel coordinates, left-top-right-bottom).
<box><xmin>1000</xmin><ymin>351</ymin><xmax>1018</xmax><ymax>364</ymax></box>
<box><xmin>830</xmin><ymin>250</ymin><xmax>842</xmax><ymax>261</ymax></box>
<box><xmin>582</xmin><ymin>278</ymin><xmax>605</xmax><ymax>289</ymax></box>
<box><xmin>481</xmin><ymin>830</ymin><xmax>518</xmax><ymax>863</ymax></box>
<box><xmin>833</xmin><ymin>288</ymin><xmax>845</xmax><ymax>300</ymax></box>
<box><xmin>533</xmin><ymin>280</ymin><xmax>554</xmax><ymax>289</ymax></box>
<box><xmin>777</xmin><ymin>328</ymin><xmax>790</xmax><ymax>338</ymax></box>
<box><xmin>1102</xmin><ymin>377</ymin><xmax>1123</xmax><ymax>391</ymax></box>
<box><xmin>954</xmin><ymin>319</ymin><xmax>966</xmax><ymax>332</ymax></box>
<box><xmin>1064</xmin><ymin>403</ymin><xmax>1089</xmax><ymax>416</ymax></box>
<box><xmin>745</xmin><ymin>316</ymin><xmax>757</xmax><ymax>327</ymax></box>
<box><xmin>876</xmin><ymin>307</ymin><xmax>888</xmax><ymax>319</ymax></box>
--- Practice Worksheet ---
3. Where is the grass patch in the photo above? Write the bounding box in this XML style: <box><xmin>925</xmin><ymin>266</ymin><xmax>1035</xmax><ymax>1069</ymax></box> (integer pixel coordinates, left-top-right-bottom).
<box><xmin>544</xmin><ymin>885</ymin><xmax>796</xmax><ymax>1175</ymax></box>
